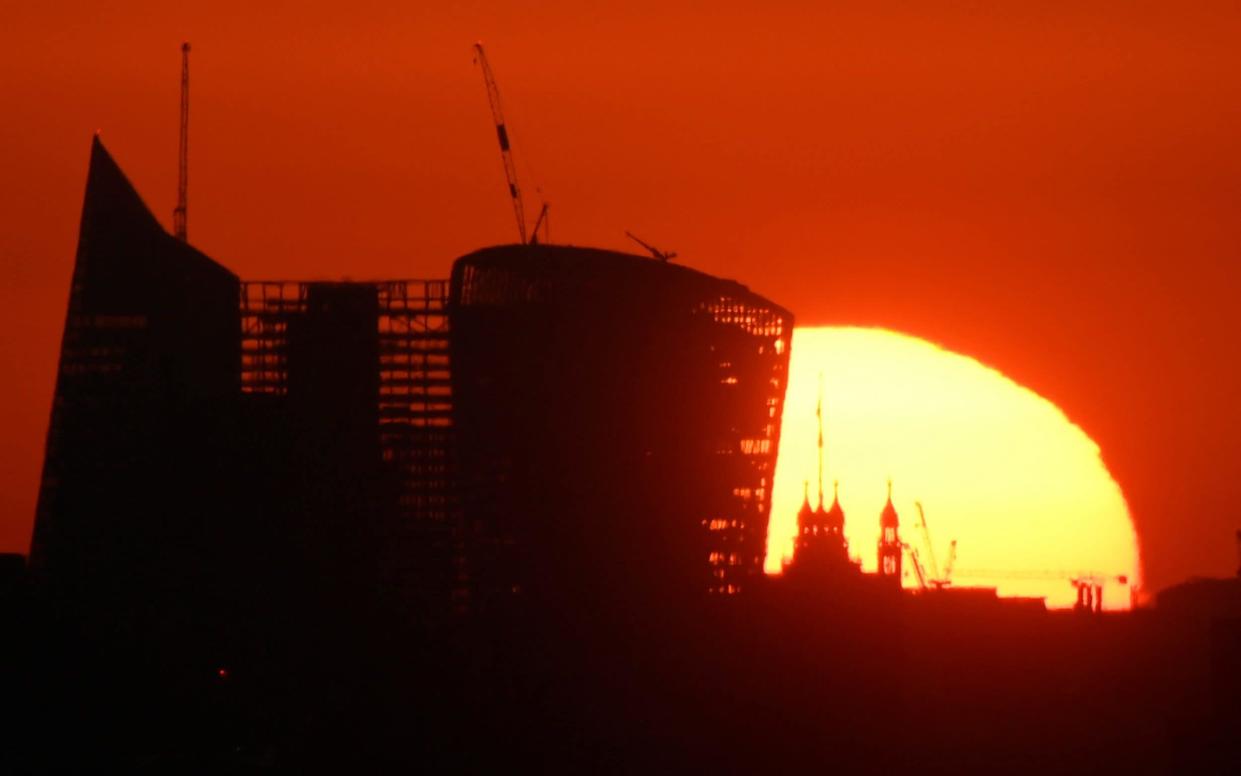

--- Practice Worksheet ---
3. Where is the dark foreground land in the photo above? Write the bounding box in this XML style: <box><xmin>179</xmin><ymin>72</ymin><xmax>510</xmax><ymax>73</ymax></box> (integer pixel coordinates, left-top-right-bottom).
<box><xmin>2</xmin><ymin>566</ymin><xmax>1238</xmax><ymax>774</ymax></box>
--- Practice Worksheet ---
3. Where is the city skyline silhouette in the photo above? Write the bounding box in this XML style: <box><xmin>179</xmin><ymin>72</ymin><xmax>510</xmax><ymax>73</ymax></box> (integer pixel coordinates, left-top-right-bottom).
<box><xmin>3</xmin><ymin>9</ymin><xmax>1241</xmax><ymax>770</ymax></box>
<box><xmin>2</xmin><ymin>115</ymin><xmax>1236</xmax><ymax>775</ymax></box>
<box><xmin>4</xmin><ymin>7</ymin><xmax>1241</xmax><ymax>591</ymax></box>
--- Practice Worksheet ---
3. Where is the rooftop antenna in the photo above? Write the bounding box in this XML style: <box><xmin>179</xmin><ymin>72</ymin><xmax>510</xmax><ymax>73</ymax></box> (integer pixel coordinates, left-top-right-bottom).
<box><xmin>173</xmin><ymin>42</ymin><xmax>190</xmax><ymax>241</ymax></box>
<box><xmin>624</xmin><ymin>231</ymin><xmax>677</xmax><ymax>262</ymax></box>
<box><xmin>473</xmin><ymin>43</ymin><xmax>529</xmax><ymax>245</ymax></box>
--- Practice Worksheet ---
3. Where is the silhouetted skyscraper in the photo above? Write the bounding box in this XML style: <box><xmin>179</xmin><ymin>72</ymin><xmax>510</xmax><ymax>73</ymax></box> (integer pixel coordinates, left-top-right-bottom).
<box><xmin>29</xmin><ymin>140</ymin><xmax>461</xmax><ymax>654</ymax></box>
<box><xmin>449</xmin><ymin>244</ymin><xmax>792</xmax><ymax>608</ymax></box>
<box><xmin>30</xmin><ymin>139</ymin><xmax>796</xmax><ymax>641</ymax></box>
<box><xmin>29</xmin><ymin>138</ymin><xmax>241</xmax><ymax>643</ymax></box>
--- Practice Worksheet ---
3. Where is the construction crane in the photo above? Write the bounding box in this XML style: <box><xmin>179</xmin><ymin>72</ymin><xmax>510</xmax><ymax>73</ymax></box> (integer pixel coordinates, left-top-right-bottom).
<box><xmin>173</xmin><ymin>42</ymin><xmax>190</xmax><ymax>241</ymax></box>
<box><xmin>473</xmin><ymin>43</ymin><xmax>534</xmax><ymax>245</ymax></box>
<box><xmin>913</xmin><ymin>502</ymin><xmax>941</xmax><ymax>583</ymax></box>
<box><xmin>941</xmin><ymin>540</ymin><xmax>958</xmax><ymax>586</ymax></box>
<box><xmin>903</xmin><ymin>544</ymin><xmax>930</xmax><ymax>591</ymax></box>
<box><xmin>912</xmin><ymin>501</ymin><xmax>957</xmax><ymax>589</ymax></box>
<box><xmin>624</xmin><ymin>231</ymin><xmax>677</xmax><ymax>262</ymax></box>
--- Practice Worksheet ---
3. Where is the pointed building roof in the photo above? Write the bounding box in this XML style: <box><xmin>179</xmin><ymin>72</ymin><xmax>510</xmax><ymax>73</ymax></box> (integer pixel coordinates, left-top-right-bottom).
<box><xmin>31</xmin><ymin>137</ymin><xmax>243</xmax><ymax>578</ymax></box>
<box><xmin>797</xmin><ymin>480</ymin><xmax>814</xmax><ymax>527</ymax></box>
<box><xmin>66</xmin><ymin>136</ymin><xmax>239</xmax><ymax>395</ymax></box>
<box><xmin>824</xmin><ymin>480</ymin><xmax>845</xmax><ymax>530</ymax></box>
<box><xmin>83</xmin><ymin>135</ymin><xmax>165</xmax><ymax>235</ymax></box>
<box><xmin>880</xmin><ymin>480</ymin><xmax>899</xmax><ymax>528</ymax></box>
<box><xmin>72</xmin><ymin>136</ymin><xmax>235</xmax><ymax>316</ymax></box>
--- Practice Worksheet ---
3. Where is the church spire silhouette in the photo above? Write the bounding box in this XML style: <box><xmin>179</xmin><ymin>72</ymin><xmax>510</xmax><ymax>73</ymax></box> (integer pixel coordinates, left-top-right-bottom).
<box><xmin>816</xmin><ymin>372</ymin><xmax>825</xmax><ymax>511</ymax></box>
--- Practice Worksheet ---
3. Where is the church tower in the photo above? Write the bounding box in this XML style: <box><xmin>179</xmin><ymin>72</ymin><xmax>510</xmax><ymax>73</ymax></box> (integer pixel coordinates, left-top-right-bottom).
<box><xmin>877</xmin><ymin>480</ymin><xmax>902</xmax><ymax>582</ymax></box>
<box><xmin>787</xmin><ymin>376</ymin><xmax>854</xmax><ymax>576</ymax></box>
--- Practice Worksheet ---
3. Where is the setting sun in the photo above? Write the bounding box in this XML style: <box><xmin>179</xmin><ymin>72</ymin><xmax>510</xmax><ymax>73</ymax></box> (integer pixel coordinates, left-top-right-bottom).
<box><xmin>769</xmin><ymin>327</ymin><xmax>1140</xmax><ymax>610</ymax></box>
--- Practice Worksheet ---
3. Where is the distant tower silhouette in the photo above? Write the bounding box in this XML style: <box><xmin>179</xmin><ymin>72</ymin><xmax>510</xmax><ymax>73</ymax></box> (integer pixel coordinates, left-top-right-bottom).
<box><xmin>798</xmin><ymin>481</ymin><xmax>814</xmax><ymax>532</ymax></box>
<box><xmin>878</xmin><ymin>480</ymin><xmax>902</xmax><ymax>582</ymax></box>
<box><xmin>791</xmin><ymin>480</ymin><xmax>852</xmax><ymax>574</ymax></box>
<box><xmin>816</xmin><ymin>373</ymin><xmax>825</xmax><ymax>509</ymax></box>
<box><xmin>787</xmin><ymin>378</ymin><xmax>852</xmax><ymax>576</ymax></box>
<box><xmin>823</xmin><ymin>481</ymin><xmax>845</xmax><ymax>544</ymax></box>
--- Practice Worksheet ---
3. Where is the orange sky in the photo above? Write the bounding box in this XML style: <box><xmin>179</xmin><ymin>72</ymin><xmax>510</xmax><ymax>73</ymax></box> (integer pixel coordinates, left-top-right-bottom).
<box><xmin>3</xmin><ymin>3</ymin><xmax>1241</xmax><ymax>592</ymax></box>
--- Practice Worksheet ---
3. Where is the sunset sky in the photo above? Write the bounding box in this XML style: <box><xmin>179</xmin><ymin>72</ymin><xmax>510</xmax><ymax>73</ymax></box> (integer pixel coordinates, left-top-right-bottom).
<box><xmin>3</xmin><ymin>3</ymin><xmax>1241</xmax><ymax>594</ymax></box>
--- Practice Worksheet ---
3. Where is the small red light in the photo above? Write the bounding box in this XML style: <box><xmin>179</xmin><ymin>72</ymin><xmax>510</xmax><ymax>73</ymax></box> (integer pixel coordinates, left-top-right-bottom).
<box><xmin>217</xmin><ymin>668</ymin><xmax>229</xmax><ymax>680</ymax></box>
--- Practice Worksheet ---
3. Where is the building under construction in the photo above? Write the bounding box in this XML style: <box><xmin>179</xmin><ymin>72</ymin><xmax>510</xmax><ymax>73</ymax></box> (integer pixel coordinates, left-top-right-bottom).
<box><xmin>451</xmin><ymin>245</ymin><xmax>790</xmax><ymax>609</ymax></box>
<box><xmin>20</xmin><ymin>137</ymin><xmax>1241</xmax><ymax>776</ymax></box>
<box><xmin>29</xmin><ymin>139</ymin><xmax>793</xmax><ymax>646</ymax></box>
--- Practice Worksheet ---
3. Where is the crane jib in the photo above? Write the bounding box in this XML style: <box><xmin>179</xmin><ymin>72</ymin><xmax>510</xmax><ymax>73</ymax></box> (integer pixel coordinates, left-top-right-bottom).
<box><xmin>474</xmin><ymin>43</ymin><xmax>529</xmax><ymax>244</ymax></box>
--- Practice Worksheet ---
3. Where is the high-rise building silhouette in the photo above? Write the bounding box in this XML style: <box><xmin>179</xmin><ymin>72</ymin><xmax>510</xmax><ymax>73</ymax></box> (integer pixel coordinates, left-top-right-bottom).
<box><xmin>450</xmin><ymin>245</ymin><xmax>792</xmax><ymax>608</ymax></box>
<box><xmin>17</xmin><ymin>131</ymin><xmax>1241</xmax><ymax>776</ymax></box>
<box><xmin>30</xmin><ymin>138</ymin><xmax>241</xmax><ymax>646</ymax></box>
<box><xmin>30</xmin><ymin>139</ymin><xmax>794</xmax><ymax>642</ymax></box>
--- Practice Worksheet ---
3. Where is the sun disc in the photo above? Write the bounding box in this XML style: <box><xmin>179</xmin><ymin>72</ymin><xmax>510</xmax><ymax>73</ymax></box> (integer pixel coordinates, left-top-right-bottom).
<box><xmin>768</xmin><ymin>327</ymin><xmax>1140</xmax><ymax>610</ymax></box>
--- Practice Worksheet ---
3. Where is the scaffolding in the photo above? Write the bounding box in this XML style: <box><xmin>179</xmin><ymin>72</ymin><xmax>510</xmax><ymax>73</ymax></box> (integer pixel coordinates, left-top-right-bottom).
<box><xmin>241</xmin><ymin>282</ymin><xmax>305</xmax><ymax>395</ymax></box>
<box><xmin>375</xmin><ymin>280</ymin><xmax>454</xmax><ymax>528</ymax></box>
<box><xmin>695</xmin><ymin>295</ymin><xmax>789</xmax><ymax>595</ymax></box>
<box><xmin>240</xmin><ymin>280</ymin><xmax>458</xmax><ymax>583</ymax></box>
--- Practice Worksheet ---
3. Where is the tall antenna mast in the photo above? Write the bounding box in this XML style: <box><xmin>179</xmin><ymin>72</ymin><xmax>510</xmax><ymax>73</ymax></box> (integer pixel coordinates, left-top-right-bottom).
<box><xmin>173</xmin><ymin>42</ymin><xmax>190</xmax><ymax>241</ymax></box>
<box><xmin>472</xmin><ymin>43</ymin><xmax>527</xmax><ymax>244</ymax></box>
<box><xmin>816</xmin><ymin>372</ymin><xmax>825</xmax><ymax>509</ymax></box>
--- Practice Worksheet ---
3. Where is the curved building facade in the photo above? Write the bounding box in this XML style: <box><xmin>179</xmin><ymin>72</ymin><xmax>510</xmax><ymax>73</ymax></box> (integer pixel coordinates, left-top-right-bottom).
<box><xmin>450</xmin><ymin>245</ymin><xmax>792</xmax><ymax>608</ymax></box>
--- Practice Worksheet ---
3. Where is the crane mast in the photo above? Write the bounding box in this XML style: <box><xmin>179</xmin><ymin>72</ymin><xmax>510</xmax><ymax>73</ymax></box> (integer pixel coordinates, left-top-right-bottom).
<box><xmin>941</xmin><ymin>540</ymin><xmax>958</xmax><ymax>585</ymax></box>
<box><xmin>904</xmin><ymin>544</ymin><xmax>929</xmax><ymax>591</ymax></box>
<box><xmin>173</xmin><ymin>42</ymin><xmax>190</xmax><ymax>241</ymax></box>
<box><xmin>473</xmin><ymin>43</ymin><xmax>527</xmax><ymax>244</ymax></box>
<box><xmin>914</xmin><ymin>501</ymin><xmax>941</xmax><ymax>583</ymax></box>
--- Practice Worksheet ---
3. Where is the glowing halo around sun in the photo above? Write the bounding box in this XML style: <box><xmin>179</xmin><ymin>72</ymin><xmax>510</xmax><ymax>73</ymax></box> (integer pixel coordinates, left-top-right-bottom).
<box><xmin>767</xmin><ymin>327</ymin><xmax>1140</xmax><ymax>610</ymax></box>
